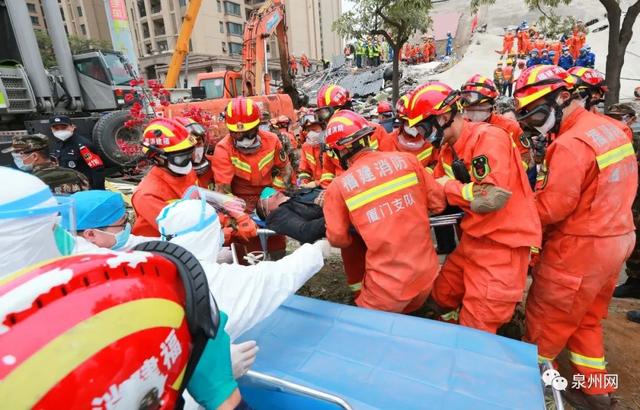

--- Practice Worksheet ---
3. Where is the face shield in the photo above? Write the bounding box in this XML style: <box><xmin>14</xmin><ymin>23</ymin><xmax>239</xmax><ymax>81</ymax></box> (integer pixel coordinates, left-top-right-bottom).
<box><xmin>0</xmin><ymin>187</ymin><xmax>77</xmax><ymax>278</ymax></box>
<box><xmin>315</xmin><ymin>106</ymin><xmax>335</xmax><ymax>123</ymax></box>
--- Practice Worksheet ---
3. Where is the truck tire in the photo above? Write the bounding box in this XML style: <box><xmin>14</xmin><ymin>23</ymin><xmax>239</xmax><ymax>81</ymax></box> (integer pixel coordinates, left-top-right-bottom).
<box><xmin>92</xmin><ymin>110</ymin><xmax>144</xmax><ymax>168</ymax></box>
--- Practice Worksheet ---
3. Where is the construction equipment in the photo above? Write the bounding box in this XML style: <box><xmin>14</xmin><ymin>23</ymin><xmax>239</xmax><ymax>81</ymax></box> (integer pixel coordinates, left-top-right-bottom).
<box><xmin>0</xmin><ymin>0</ymin><xmax>140</xmax><ymax>169</ymax></box>
<box><xmin>159</xmin><ymin>0</ymin><xmax>300</xmax><ymax>146</ymax></box>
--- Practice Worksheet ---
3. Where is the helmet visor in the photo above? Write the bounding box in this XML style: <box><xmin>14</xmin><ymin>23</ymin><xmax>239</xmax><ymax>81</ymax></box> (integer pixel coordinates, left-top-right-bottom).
<box><xmin>186</xmin><ymin>122</ymin><xmax>207</xmax><ymax>138</ymax></box>
<box><xmin>315</xmin><ymin>106</ymin><xmax>334</xmax><ymax>123</ymax></box>
<box><xmin>167</xmin><ymin>149</ymin><xmax>195</xmax><ymax>167</ymax></box>
<box><xmin>460</xmin><ymin>91</ymin><xmax>489</xmax><ymax>106</ymax></box>
<box><xmin>517</xmin><ymin>103</ymin><xmax>553</xmax><ymax>128</ymax></box>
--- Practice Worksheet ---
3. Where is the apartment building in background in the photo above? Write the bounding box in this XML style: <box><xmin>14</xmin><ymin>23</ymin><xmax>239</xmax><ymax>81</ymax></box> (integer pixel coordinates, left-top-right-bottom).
<box><xmin>128</xmin><ymin>0</ymin><xmax>342</xmax><ymax>86</ymax></box>
<box><xmin>26</xmin><ymin>0</ymin><xmax>47</xmax><ymax>30</ymax></box>
<box><xmin>58</xmin><ymin>0</ymin><xmax>112</xmax><ymax>42</ymax></box>
<box><xmin>29</xmin><ymin>0</ymin><xmax>342</xmax><ymax>86</ymax></box>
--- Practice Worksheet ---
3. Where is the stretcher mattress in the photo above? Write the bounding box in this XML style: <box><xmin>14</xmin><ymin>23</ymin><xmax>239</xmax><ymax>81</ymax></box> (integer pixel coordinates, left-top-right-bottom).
<box><xmin>237</xmin><ymin>295</ymin><xmax>544</xmax><ymax>409</ymax></box>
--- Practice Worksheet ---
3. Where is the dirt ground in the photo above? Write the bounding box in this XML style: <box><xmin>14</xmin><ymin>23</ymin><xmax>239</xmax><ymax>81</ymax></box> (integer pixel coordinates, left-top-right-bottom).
<box><xmin>296</xmin><ymin>251</ymin><xmax>640</xmax><ymax>408</ymax></box>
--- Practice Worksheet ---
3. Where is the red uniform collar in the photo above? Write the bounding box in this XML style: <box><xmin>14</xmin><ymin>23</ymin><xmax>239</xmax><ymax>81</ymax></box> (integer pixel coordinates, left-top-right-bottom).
<box><xmin>558</xmin><ymin>105</ymin><xmax>587</xmax><ymax>135</ymax></box>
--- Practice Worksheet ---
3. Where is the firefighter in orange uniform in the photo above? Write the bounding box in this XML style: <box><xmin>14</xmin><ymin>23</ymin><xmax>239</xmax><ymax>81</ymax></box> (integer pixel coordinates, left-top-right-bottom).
<box><xmin>405</xmin><ymin>82</ymin><xmax>541</xmax><ymax>333</ymax></box>
<box><xmin>502</xmin><ymin>30</ymin><xmax>515</xmax><ymax>57</ymax></box>
<box><xmin>549</xmin><ymin>40</ymin><xmax>563</xmax><ymax>65</ymax></box>
<box><xmin>289</xmin><ymin>55</ymin><xmax>298</xmax><ymax>76</ymax></box>
<box><xmin>300</xmin><ymin>53</ymin><xmax>311</xmax><ymax>73</ymax></box>
<box><xmin>323</xmin><ymin>110</ymin><xmax>447</xmax><ymax>312</ymax></box>
<box><xmin>132</xmin><ymin>118</ymin><xmax>198</xmax><ymax>236</ymax></box>
<box><xmin>567</xmin><ymin>67</ymin><xmax>609</xmax><ymax>114</ymax></box>
<box><xmin>174</xmin><ymin>117</ymin><xmax>215</xmax><ymax>189</ymax></box>
<box><xmin>459</xmin><ymin>75</ymin><xmax>533</xmax><ymax>168</ymax></box>
<box><xmin>315</xmin><ymin>84</ymin><xmax>387</xmax><ymax>188</ymax></box>
<box><xmin>297</xmin><ymin>111</ymin><xmax>325</xmax><ymax>187</ymax></box>
<box><xmin>517</xmin><ymin>28</ymin><xmax>530</xmax><ymax>56</ymax></box>
<box><xmin>533</xmin><ymin>33</ymin><xmax>546</xmax><ymax>53</ymax></box>
<box><xmin>514</xmin><ymin>66</ymin><xmax>636</xmax><ymax>408</ymax></box>
<box><xmin>212</xmin><ymin>96</ymin><xmax>289</xmax><ymax>211</ymax></box>
<box><xmin>379</xmin><ymin>92</ymin><xmax>438</xmax><ymax>168</ymax></box>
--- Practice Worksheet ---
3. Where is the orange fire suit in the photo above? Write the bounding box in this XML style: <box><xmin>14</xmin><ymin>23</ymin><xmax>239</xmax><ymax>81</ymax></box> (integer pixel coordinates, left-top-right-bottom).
<box><xmin>533</xmin><ymin>39</ymin><xmax>546</xmax><ymax>53</ymax></box>
<box><xmin>517</xmin><ymin>30</ymin><xmax>530</xmax><ymax>55</ymax></box>
<box><xmin>324</xmin><ymin>150</ymin><xmax>447</xmax><ymax>312</ymax></box>
<box><xmin>298</xmin><ymin>142</ymin><xmax>324</xmax><ymax>184</ymax></box>
<box><xmin>549</xmin><ymin>41</ymin><xmax>562</xmax><ymax>64</ymax></box>
<box><xmin>569</xmin><ymin>34</ymin><xmax>583</xmax><ymax>59</ymax></box>
<box><xmin>289</xmin><ymin>56</ymin><xmax>298</xmax><ymax>75</ymax></box>
<box><xmin>432</xmin><ymin>121</ymin><xmax>541</xmax><ymax>333</ymax></box>
<box><xmin>379</xmin><ymin>128</ymin><xmax>437</xmax><ymax>169</ymax></box>
<box><xmin>525</xmin><ymin>107</ymin><xmax>637</xmax><ymax>395</ymax></box>
<box><xmin>212</xmin><ymin>130</ymin><xmax>288</xmax><ymax>212</ymax></box>
<box><xmin>502</xmin><ymin>33</ymin><xmax>515</xmax><ymax>56</ymax></box>
<box><xmin>319</xmin><ymin>122</ymin><xmax>386</xmax><ymax>188</ymax></box>
<box><xmin>488</xmin><ymin>113</ymin><xmax>532</xmax><ymax>168</ymax></box>
<box><xmin>132</xmin><ymin>166</ymin><xmax>197</xmax><ymax>236</ymax></box>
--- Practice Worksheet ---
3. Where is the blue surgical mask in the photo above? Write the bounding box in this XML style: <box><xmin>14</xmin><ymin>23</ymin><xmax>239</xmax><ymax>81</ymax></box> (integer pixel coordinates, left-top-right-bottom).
<box><xmin>111</xmin><ymin>222</ymin><xmax>132</xmax><ymax>250</ymax></box>
<box><xmin>12</xmin><ymin>153</ymin><xmax>33</xmax><ymax>172</ymax></box>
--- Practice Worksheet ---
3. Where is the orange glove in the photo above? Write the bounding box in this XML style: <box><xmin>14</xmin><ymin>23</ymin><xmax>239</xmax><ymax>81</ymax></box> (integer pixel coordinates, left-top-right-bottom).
<box><xmin>222</xmin><ymin>227</ymin><xmax>234</xmax><ymax>244</ymax></box>
<box><xmin>233</xmin><ymin>213</ymin><xmax>258</xmax><ymax>241</ymax></box>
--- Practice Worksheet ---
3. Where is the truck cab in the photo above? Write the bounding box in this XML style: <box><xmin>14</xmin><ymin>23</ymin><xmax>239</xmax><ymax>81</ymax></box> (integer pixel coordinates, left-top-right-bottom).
<box><xmin>195</xmin><ymin>71</ymin><xmax>243</xmax><ymax>100</ymax></box>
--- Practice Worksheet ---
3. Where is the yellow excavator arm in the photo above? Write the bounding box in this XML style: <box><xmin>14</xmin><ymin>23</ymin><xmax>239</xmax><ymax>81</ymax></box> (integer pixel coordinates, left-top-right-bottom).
<box><xmin>164</xmin><ymin>0</ymin><xmax>202</xmax><ymax>89</ymax></box>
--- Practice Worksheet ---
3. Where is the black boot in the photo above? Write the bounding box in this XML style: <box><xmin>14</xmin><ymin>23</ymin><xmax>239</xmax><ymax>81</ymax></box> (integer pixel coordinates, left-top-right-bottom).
<box><xmin>613</xmin><ymin>277</ymin><xmax>640</xmax><ymax>299</ymax></box>
<box><xmin>562</xmin><ymin>389</ymin><xmax>616</xmax><ymax>410</ymax></box>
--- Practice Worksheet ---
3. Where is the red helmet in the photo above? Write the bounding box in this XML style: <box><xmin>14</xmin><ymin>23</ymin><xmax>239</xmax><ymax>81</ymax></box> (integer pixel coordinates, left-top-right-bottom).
<box><xmin>317</xmin><ymin>84</ymin><xmax>350</xmax><ymax>109</ymax></box>
<box><xmin>0</xmin><ymin>248</ymin><xmax>218</xmax><ymax>409</ymax></box>
<box><xmin>377</xmin><ymin>101</ymin><xmax>393</xmax><ymax>114</ymax></box>
<box><xmin>514</xmin><ymin>65</ymin><xmax>575</xmax><ymax>110</ymax></box>
<box><xmin>324</xmin><ymin>110</ymin><xmax>374</xmax><ymax>151</ymax></box>
<box><xmin>225</xmin><ymin>97</ymin><xmax>261</xmax><ymax>132</ymax></box>
<box><xmin>143</xmin><ymin>118</ymin><xmax>196</xmax><ymax>153</ymax></box>
<box><xmin>460</xmin><ymin>75</ymin><xmax>499</xmax><ymax>106</ymax></box>
<box><xmin>406</xmin><ymin>81</ymin><xmax>460</xmax><ymax>127</ymax></box>
<box><xmin>173</xmin><ymin>116</ymin><xmax>207</xmax><ymax>139</ymax></box>
<box><xmin>567</xmin><ymin>67</ymin><xmax>607</xmax><ymax>93</ymax></box>
<box><xmin>395</xmin><ymin>93</ymin><xmax>412</xmax><ymax>119</ymax></box>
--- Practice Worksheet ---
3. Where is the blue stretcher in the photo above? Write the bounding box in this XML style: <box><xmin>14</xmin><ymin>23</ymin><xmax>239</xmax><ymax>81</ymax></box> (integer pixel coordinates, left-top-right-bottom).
<box><xmin>236</xmin><ymin>295</ymin><xmax>545</xmax><ymax>410</ymax></box>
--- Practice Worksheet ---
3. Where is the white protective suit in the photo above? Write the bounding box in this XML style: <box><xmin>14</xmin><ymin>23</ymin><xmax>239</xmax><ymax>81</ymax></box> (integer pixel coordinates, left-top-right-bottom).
<box><xmin>0</xmin><ymin>167</ymin><xmax>67</xmax><ymax>278</ymax></box>
<box><xmin>156</xmin><ymin>199</ymin><xmax>326</xmax><ymax>340</ymax></box>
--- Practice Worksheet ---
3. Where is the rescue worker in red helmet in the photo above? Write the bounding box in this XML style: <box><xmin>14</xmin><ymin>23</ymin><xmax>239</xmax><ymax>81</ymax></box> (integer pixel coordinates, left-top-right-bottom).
<box><xmin>379</xmin><ymin>91</ymin><xmax>438</xmax><ymax>169</ymax></box>
<box><xmin>406</xmin><ymin>81</ymin><xmax>541</xmax><ymax>333</ymax></box>
<box><xmin>376</xmin><ymin>100</ymin><xmax>395</xmax><ymax>133</ymax></box>
<box><xmin>212</xmin><ymin>96</ymin><xmax>289</xmax><ymax>210</ymax></box>
<box><xmin>174</xmin><ymin>116</ymin><xmax>215</xmax><ymax>189</ymax></box>
<box><xmin>298</xmin><ymin>110</ymin><xmax>325</xmax><ymax>188</ymax></box>
<box><xmin>567</xmin><ymin>66</ymin><xmax>608</xmax><ymax>112</ymax></box>
<box><xmin>132</xmin><ymin>118</ymin><xmax>198</xmax><ymax>236</ymax></box>
<box><xmin>212</xmin><ymin>96</ymin><xmax>290</xmax><ymax>259</ymax></box>
<box><xmin>460</xmin><ymin>74</ymin><xmax>533</xmax><ymax>170</ymax></box>
<box><xmin>514</xmin><ymin>65</ymin><xmax>637</xmax><ymax>408</ymax></box>
<box><xmin>322</xmin><ymin>110</ymin><xmax>447</xmax><ymax>313</ymax></box>
<box><xmin>315</xmin><ymin>84</ymin><xmax>388</xmax><ymax>188</ymax></box>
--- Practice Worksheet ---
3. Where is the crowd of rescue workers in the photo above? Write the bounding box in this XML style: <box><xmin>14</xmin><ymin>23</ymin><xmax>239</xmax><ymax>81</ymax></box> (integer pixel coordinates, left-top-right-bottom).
<box><xmin>2</xmin><ymin>17</ymin><xmax>640</xmax><ymax>410</ymax></box>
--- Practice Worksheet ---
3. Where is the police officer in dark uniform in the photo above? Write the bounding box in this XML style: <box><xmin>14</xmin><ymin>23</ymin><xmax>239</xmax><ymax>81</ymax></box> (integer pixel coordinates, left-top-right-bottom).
<box><xmin>49</xmin><ymin>115</ymin><xmax>105</xmax><ymax>189</ymax></box>
<box><xmin>2</xmin><ymin>134</ymin><xmax>89</xmax><ymax>194</ymax></box>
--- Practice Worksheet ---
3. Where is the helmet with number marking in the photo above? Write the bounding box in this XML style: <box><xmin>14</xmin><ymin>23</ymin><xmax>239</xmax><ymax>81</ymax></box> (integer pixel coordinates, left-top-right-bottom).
<box><xmin>225</xmin><ymin>97</ymin><xmax>261</xmax><ymax>132</ymax></box>
<box><xmin>324</xmin><ymin>110</ymin><xmax>374</xmax><ymax>151</ymax></box>
<box><xmin>460</xmin><ymin>75</ymin><xmax>499</xmax><ymax>106</ymax></box>
<box><xmin>514</xmin><ymin>65</ymin><xmax>575</xmax><ymax>110</ymax></box>
<box><xmin>406</xmin><ymin>81</ymin><xmax>461</xmax><ymax>127</ymax></box>
<box><xmin>142</xmin><ymin>118</ymin><xmax>195</xmax><ymax>154</ymax></box>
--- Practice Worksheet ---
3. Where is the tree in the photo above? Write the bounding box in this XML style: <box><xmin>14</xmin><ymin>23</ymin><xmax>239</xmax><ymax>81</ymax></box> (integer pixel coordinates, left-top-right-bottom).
<box><xmin>34</xmin><ymin>30</ymin><xmax>112</xmax><ymax>68</ymax></box>
<box><xmin>473</xmin><ymin>0</ymin><xmax>640</xmax><ymax>106</ymax></box>
<box><xmin>332</xmin><ymin>0</ymin><xmax>432</xmax><ymax>102</ymax></box>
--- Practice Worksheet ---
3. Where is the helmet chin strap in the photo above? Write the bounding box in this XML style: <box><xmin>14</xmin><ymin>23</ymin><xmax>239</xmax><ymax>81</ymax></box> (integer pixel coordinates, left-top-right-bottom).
<box><xmin>549</xmin><ymin>93</ymin><xmax>573</xmax><ymax>136</ymax></box>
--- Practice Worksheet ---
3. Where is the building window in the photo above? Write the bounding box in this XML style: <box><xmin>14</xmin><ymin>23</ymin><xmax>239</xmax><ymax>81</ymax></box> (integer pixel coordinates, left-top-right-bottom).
<box><xmin>137</xmin><ymin>0</ymin><xmax>146</xmax><ymax>17</ymax></box>
<box><xmin>27</xmin><ymin>3</ymin><xmax>37</xmax><ymax>13</ymax></box>
<box><xmin>142</xmin><ymin>22</ymin><xmax>150</xmax><ymax>38</ymax></box>
<box><xmin>219</xmin><ymin>21</ymin><xmax>224</xmax><ymax>33</ymax></box>
<box><xmin>77</xmin><ymin>6</ymin><xmax>83</xmax><ymax>17</ymax></box>
<box><xmin>224</xmin><ymin>1</ymin><xmax>241</xmax><ymax>17</ymax></box>
<box><xmin>145</xmin><ymin>43</ymin><xmax>153</xmax><ymax>55</ymax></box>
<box><xmin>217</xmin><ymin>0</ymin><xmax>222</xmax><ymax>12</ymax></box>
<box><xmin>222</xmin><ymin>42</ymin><xmax>227</xmax><ymax>52</ymax></box>
<box><xmin>30</xmin><ymin>16</ymin><xmax>39</xmax><ymax>25</ymax></box>
<box><xmin>179</xmin><ymin>0</ymin><xmax>186</xmax><ymax>6</ymax></box>
<box><xmin>227</xmin><ymin>22</ymin><xmax>242</xmax><ymax>36</ymax></box>
<box><xmin>229</xmin><ymin>42</ymin><xmax>243</xmax><ymax>55</ymax></box>
<box><xmin>150</xmin><ymin>0</ymin><xmax>161</xmax><ymax>14</ymax></box>
<box><xmin>60</xmin><ymin>7</ymin><xmax>65</xmax><ymax>21</ymax></box>
<box><xmin>157</xmin><ymin>40</ymin><xmax>169</xmax><ymax>51</ymax></box>
<box><xmin>153</xmin><ymin>19</ymin><xmax>166</xmax><ymax>35</ymax></box>
<box><xmin>80</xmin><ymin>24</ymin><xmax>87</xmax><ymax>36</ymax></box>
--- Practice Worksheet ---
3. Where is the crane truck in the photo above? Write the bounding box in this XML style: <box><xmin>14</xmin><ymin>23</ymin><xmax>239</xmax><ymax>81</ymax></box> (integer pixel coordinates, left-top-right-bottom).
<box><xmin>158</xmin><ymin>0</ymin><xmax>301</xmax><ymax>146</ymax></box>
<box><xmin>0</xmin><ymin>0</ymin><xmax>141</xmax><ymax>169</ymax></box>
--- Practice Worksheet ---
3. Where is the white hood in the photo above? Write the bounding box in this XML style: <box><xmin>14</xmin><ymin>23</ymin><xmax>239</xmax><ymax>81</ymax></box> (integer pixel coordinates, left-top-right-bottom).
<box><xmin>0</xmin><ymin>167</ymin><xmax>61</xmax><ymax>278</ymax></box>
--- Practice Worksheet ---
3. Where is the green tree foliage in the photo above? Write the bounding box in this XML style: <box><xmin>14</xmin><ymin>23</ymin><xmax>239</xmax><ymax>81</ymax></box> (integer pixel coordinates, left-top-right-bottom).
<box><xmin>35</xmin><ymin>29</ymin><xmax>112</xmax><ymax>68</ymax></box>
<box><xmin>475</xmin><ymin>0</ymin><xmax>640</xmax><ymax>105</ymax></box>
<box><xmin>332</xmin><ymin>0</ymin><xmax>432</xmax><ymax>102</ymax></box>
